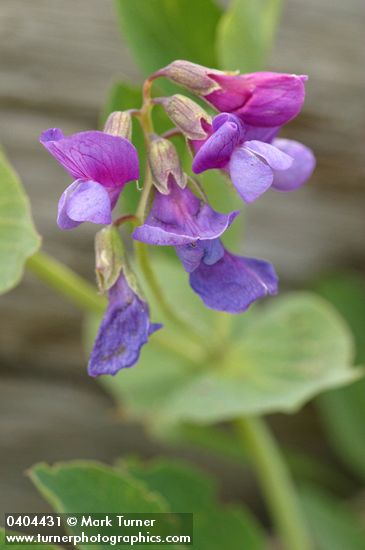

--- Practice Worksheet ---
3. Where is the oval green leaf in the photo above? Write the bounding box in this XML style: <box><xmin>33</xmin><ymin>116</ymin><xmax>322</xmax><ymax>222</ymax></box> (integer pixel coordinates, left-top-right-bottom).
<box><xmin>0</xmin><ymin>149</ymin><xmax>40</xmax><ymax>294</ymax></box>
<box><xmin>160</xmin><ymin>293</ymin><xmax>361</xmax><ymax>424</ymax></box>
<box><xmin>114</xmin><ymin>0</ymin><xmax>222</xmax><ymax>76</ymax></box>
<box><xmin>121</xmin><ymin>458</ymin><xmax>266</xmax><ymax>549</ymax></box>
<box><xmin>217</xmin><ymin>0</ymin><xmax>282</xmax><ymax>71</ymax></box>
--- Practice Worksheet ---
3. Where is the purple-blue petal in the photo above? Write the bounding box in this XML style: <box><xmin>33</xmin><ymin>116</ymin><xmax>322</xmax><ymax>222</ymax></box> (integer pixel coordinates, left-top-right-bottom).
<box><xmin>88</xmin><ymin>274</ymin><xmax>161</xmax><ymax>376</ymax></box>
<box><xmin>244</xmin><ymin>140</ymin><xmax>293</xmax><ymax>171</ymax></box>
<box><xmin>189</xmin><ymin>250</ymin><xmax>278</xmax><ymax>313</ymax></box>
<box><xmin>192</xmin><ymin>116</ymin><xmax>243</xmax><ymax>173</ymax></box>
<box><xmin>244</xmin><ymin>125</ymin><xmax>280</xmax><ymax>143</ymax></box>
<box><xmin>57</xmin><ymin>179</ymin><xmax>113</xmax><ymax>230</ymax></box>
<box><xmin>229</xmin><ymin>146</ymin><xmax>273</xmax><ymax>203</ymax></box>
<box><xmin>271</xmin><ymin>138</ymin><xmax>316</xmax><ymax>191</ymax></box>
<box><xmin>175</xmin><ymin>238</ymin><xmax>224</xmax><ymax>273</ymax></box>
<box><xmin>132</xmin><ymin>182</ymin><xmax>239</xmax><ymax>246</ymax></box>
<box><xmin>40</xmin><ymin>129</ymin><xmax>139</xmax><ymax>188</ymax></box>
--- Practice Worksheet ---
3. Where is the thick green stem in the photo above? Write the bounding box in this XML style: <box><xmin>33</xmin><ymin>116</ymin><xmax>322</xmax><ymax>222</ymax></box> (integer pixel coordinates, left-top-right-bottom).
<box><xmin>26</xmin><ymin>251</ymin><xmax>106</xmax><ymax>315</ymax></box>
<box><xmin>237</xmin><ymin>417</ymin><xmax>313</xmax><ymax>550</ymax></box>
<box><xmin>135</xmin><ymin>240</ymin><xmax>202</xmax><ymax>344</ymax></box>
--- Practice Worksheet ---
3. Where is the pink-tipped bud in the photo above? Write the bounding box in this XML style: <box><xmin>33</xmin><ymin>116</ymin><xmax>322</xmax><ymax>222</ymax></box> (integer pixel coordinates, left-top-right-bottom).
<box><xmin>103</xmin><ymin>111</ymin><xmax>132</xmax><ymax>141</ymax></box>
<box><xmin>148</xmin><ymin>135</ymin><xmax>187</xmax><ymax>194</ymax></box>
<box><xmin>154</xmin><ymin>60</ymin><xmax>225</xmax><ymax>96</ymax></box>
<box><xmin>159</xmin><ymin>94</ymin><xmax>211</xmax><ymax>140</ymax></box>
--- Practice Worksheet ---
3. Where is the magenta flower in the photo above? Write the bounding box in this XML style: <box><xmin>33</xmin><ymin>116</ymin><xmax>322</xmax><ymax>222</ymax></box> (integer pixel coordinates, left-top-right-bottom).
<box><xmin>156</xmin><ymin>61</ymin><xmax>307</xmax><ymax>127</ymax></box>
<box><xmin>177</xmin><ymin>238</ymin><xmax>278</xmax><ymax>313</ymax></box>
<box><xmin>132</xmin><ymin>180</ymin><xmax>238</xmax><ymax>246</ymax></box>
<box><xmin>192</xmin><ymin>113</ymin><xmax>315</xmax><ymax>203</ymax></box>
<box><xmin>88</xmin><ymin>272</ymin><xmax>161</xmax><ymax>376</ymax></box>
<box><xmin>205</xmin><ymin>71</ymin><xmax>307</xmax><ymax>127</ymax></box>
<box><xmin>40</xmin><ymin>128</ymin><xmax>139</xmax><ymax>229</ymax></box>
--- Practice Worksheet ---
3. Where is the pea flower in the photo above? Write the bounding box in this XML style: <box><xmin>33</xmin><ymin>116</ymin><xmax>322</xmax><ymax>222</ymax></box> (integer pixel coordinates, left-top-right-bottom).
<box><xmin>132</xmin><ymin>182</ymin><xmax>277</xmax><ymax>313</ymax></box>
<box><xmin>132</xmin><ymin>180</ymin><xmax>239</xmax><ymax>246</ymax></box>
<box><xmin>176</xmin><ymin>238</ymin><xmax>278</xmax><ymax>313</ymax></box>
<box><xmin>88</xmin><ymin>271</ymin><xmax>161</xmax><ymax>376</ymax></box>
<box><xmin>192</xmin><ymin>113</ymin><xmax>315</xmax><ymax>203</ymax></box>
<box><xmin>40</xmin><ymin>128</ymin><xmax>139</xmax><ymax>229</ymax></box>
<box><xmin>155</xmin><ymin>60</ymin><xmax>307</xmax><ymax>127</ymax></box>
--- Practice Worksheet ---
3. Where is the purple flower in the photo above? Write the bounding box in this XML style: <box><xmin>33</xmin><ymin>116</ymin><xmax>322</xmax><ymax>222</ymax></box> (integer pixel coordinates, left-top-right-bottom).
<box><xmin>176</xmin><ymin>239</ymin><xmax>225</xmax><ymax>272</ymax></box>
<box><xmin>88</xmin><ymin>272</ymin><xmax>161</xmax><ymax>376</ymax></box>
<box><xmin>132</xmin><ymin>180</ymin><xmax>238</xmax><ymax>246</ymax></box>
<box><xmin>155</xmin><ymin>61</ymin><xmax>307</xmax><ymax>127</ymax></box>
<box><xmin>177</xmin><ymin>238</ymin><xmax>278</xmax><ymax>313</ymax></box>
<box><xmin>205</xmin><ymin>71</ymin><xmax>307</xmax><ymax>127</ymax></box>
<box><xmin>192</xmin><ymin>113</ymin><xmax>315</xmax><ymax>203</ymax></box>
<box><xmin>40</xmin><ymin>128</ymin><xmax>139</xmax><ymax>229</ymax></box>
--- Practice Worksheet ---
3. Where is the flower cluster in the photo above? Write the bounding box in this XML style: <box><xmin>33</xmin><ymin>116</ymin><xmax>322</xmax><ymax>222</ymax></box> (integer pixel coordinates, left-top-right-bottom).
<box><xmin>40</xmin><ymin>60</ymin><xmax>315</xmax><ymax>376</ymax></box>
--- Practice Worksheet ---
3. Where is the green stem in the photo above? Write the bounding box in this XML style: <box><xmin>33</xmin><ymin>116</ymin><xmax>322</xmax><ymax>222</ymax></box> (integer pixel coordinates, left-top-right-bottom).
<box><xmin>135</xmin><ymin>240</ymin><xmax>203</xmax><ymax>344</ymax></box>
<box><xmin>26</xmin><ymin>251</ymin><xmax>106</xmax><ymax>315</ymax></box>
<box><xmin>237</xmin><ymin>417</ymin><xmax>313</xmax><ymax>550</ymax></box>
<box><xmin>135</xmin><ymin>167</ymin><xmax>154</xmax><ymax>221</ymax></box>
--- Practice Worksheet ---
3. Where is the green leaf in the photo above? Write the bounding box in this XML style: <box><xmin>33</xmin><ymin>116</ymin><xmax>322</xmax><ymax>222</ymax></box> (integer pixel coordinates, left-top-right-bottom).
<box><xmin>160</xmin><ymin>293</ymin><xmax>361</xmax><ymax>424</ymax></box>
<box><xmin>95</xmin><ymin>263</ymin><xmax>360</xmax><ymax>426</ymax></box>
<box><xmin>121</xmin><ymin>458</ymin><xmax>217</xmax><ymax>512</ymax></box>
<box><xmin>29</xmin><ymin>462</ymin><xmax>172</xmax><ymax>550</ymax></box>
<box><xmin>315</xmin><ymin>273</ymin><xmax>365</xmax><ymax>481</ymax></box>
<box><xmin>217</xmin><ymin>0</ymin><xmax>282</xmax><ymax>71</ymax></box>
<box><xmin>0</xmin><ymin>528</ymin><xmax>62</xmax><ymax>550</ymax></box>
<box><xmin>30</xmin><ymin>461</ymin><xmax>168</xmax><ymax>514</ymax></box>
<box><xmin>0</xmin><ymin>149</ymin><xmax>40</xmax><ymax>294</ymax></box>
<box><xmin>301</xmin><ymin>486</ymin><xmax>365</xmax><ymax>550</ymax></box>
<box><xmin>120</xmin><ymin>459</ymin><xmax>265</xmax><ymax>549</ymax></box>
<box><xmin>114</xmin><ymin>0</ymin><xmax>222</xmax><ymax>76</ymax></box>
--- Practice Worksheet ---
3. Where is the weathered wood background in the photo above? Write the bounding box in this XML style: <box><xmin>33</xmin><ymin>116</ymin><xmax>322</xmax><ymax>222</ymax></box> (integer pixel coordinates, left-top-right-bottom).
<box><xmin>0</xmin><ymin>0</ymin><xmax>364</xmax><ymax>515</ymax></box>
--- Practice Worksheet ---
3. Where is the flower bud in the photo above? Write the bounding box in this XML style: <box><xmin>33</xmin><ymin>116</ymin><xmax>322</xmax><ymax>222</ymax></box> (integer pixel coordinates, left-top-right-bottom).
<box><xmin>103</xmin><ymin>111</ymin><xmax>132</xmax><ymax>141</ymax></box>
<box><xmin>154</xmin><ymin>60</ymin><xmax>224</xmax><ymax>95</ymax></box>
<box><xmin>160</xmin><ymin>94</ymin><xmax>211</xmax><ymax>140</ymax></box>
<box><xmin>148</xmin><ymin>135</ymin><xmax>187</xmax><ymax>194</ymax></box>
<box><xmin>95</xmin><ymin>225</ymin><xmax>125</xmax><ymax>293</ymax></box>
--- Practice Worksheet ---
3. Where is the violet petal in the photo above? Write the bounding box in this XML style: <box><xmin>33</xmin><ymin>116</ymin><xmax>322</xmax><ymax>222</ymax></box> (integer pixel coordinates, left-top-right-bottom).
<box><xmin>175</xmin><ymin>238</ymin><xmax>224</xmax><ymax>273</ymax></box>
<box><xmin>57</xmin><ymin>179</ymin><xmax>113</xmax><ymax>230</ymax></box>
<box><xmin>229</xmin><ymin>146</ymin><xmax>273</xmax><ymax>203</ymax></box>
<box><xmin>244</xmin><ymin>140</ymin><xmax>293</xmax><ymax>171</ymax></box>
<box><xmin>189</xmin><ymin>250</ymin><xmax>278</xmax><ymax>313</ymax></box>
<box><xmin>192</xmin><ymin>116</ymin><xmax>243</xmax><ymax>173</ymax></box>
<box><xmin>271</xmin><ymin>138</ymin><xmax>316</xmax><ymax>191</ymax></box>
<box><xmin>88</xmin><ymin>274</ymin><xmax>161</xmax><ymax>376</ymax></box>
<box><xmin>40</xmin><ymin>129</ymin><xmax>139</xmax><ymax>188</ymax></box>
<box><xmin>133</xmin><ymin>182</ymin><xmax>239</xmax><ymax>246</ymax></box>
